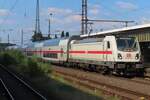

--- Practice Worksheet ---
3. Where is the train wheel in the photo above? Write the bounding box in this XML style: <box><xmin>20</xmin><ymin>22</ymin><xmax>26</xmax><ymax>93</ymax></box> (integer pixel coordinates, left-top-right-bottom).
<box><xmin>101</xmin><ymin>66</ymin><xmax>110</xmax><ymax>75</ymax></box>
<box><xmin>136</xmin><ymin>68</ymin><xmax>145</xmax><ymax>77</ymax></box>
<box><xmin>88</xmin><ymin>64</ymin><xmax>96</xmax><ymax>72</ymax></box>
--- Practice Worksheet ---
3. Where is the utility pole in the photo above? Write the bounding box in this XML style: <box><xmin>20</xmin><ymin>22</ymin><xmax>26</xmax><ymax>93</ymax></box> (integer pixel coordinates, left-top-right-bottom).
<box><xmin>48</xmin><ymin>13</ymin><xmax>52</xmax><ymax>37</ymax></box>
<box><xmin>48</xmin><ymin>19</ymin><xmax>50</xmax><ymax>35</ymax></box>
<box><xmin>8</xmin><ymin>34</ymin><xmax>9</xmax><ymax>44</ymax></box>
<box><xmin>21</xmin><ymin>29</ymin><xmax>23</xmax><ymax>46</ymax></box>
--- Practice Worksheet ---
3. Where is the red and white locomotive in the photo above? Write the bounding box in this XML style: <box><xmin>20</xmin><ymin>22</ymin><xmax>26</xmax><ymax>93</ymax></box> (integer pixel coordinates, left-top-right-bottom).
<box><xmin>24</xmin><ymin>35</ymin><xmax>144</xmax><ymax>76</ymax></box>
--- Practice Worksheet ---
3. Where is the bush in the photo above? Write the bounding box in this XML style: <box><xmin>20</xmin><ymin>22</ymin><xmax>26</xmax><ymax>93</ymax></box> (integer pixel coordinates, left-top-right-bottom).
<box><xmin>27</xmin><ymin>58</ymin><xmax>43</xmax><ymax>77</ymax></box>
<box><xmin>7</xmin><ymin>50</ymin><xmax>25</xmax><ymax>65</ymax></box>
<box><xmin>0</xmin><ymin>52</ymin><xmax>17</xmax><ymax>66</ymax></box>
<box><xmin>0</xmin><ymin>50</ymin><xmax>52</xmax><ymax>77</ymax></box>
<box><xmin>38</xmin><ymin>62</ymin><xmax>52</xmax><ymax>74</ymax></box>
<box><xmin>0</xmin><ymin>50</ymin><xmax>26</xmax><ymax>66</ymax></box>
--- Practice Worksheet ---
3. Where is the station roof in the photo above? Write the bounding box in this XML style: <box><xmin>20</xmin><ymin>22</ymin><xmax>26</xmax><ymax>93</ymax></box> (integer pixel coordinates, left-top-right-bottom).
<box><xmin>0</xmin><ymin>43</ymin><xmax>15</xmax><ymax>47</ymax></box>
<box><xmin>80</xmin><ymin>23</ymin><xmax>150</xmax><ymax>38</ymax></box>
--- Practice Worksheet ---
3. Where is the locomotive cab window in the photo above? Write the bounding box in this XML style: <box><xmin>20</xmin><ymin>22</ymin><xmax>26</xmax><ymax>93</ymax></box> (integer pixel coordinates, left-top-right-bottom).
<box><xmin>116</xmin><ymin>37</ymin><xmax>138</xmax><ymax>51</ymax></box>
<box><xmin>107</xmin><ymin>41</ymin><xmax>110</xmax><ymax>49</ymax></box>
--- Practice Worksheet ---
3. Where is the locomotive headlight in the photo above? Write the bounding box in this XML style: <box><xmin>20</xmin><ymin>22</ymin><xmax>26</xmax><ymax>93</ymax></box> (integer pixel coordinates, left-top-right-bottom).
<box><xmin>118</xmin><ymin>53</ymin><xmax>122</xmax><ymax>59</ymax></box>
<box><xmin>135</xmin><ymin>54</ymin><xmax>139</xmax><ymax>60</ymax></box>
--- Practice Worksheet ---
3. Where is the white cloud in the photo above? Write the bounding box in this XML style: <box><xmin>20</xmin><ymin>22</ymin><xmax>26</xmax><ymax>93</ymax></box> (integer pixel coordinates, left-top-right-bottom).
<box><xmin>116</xmin><ymin>1</ymin><xmax>138</xmax><ymax>11</ymax></box>
<box><xmin>39</xmin><ymin>7</ymin><xmax>81</xmax><ymax>35</ymax></box>
<box><xmin>48</xmin><ymin>14</ymin><xmax>81</xmax><ymax>30</ymax></box>
<box><xmin>91</xmin><ymin>22</ymin><xmax>123</xmax><ymax>32</ymax></box>
<box><xmin>0</xmin><ymin>9</ymin><xmax>10</xmax><ymax>16</ymax></box>
<box><xmin>140</xmin><ymin>17</ymin><xmax>150</xmax><ymax>24</ymax></box>
<box><xmin>89</xmin><ymin>8</ymin><xmax>99</xmax><ymax>15</ymax></box>
<box><xmin>48</xmin><ymin>7</ymin><xmax>73</xmax><ymax>15</ymax></box>
<box><xmin>23</xmin><ymin>27</ymin><xmax>34</xmax><ymax>33</ymax></box>
<box><xmin>0</xmin><ymin>19</ymin><xmax>15</xmax><ymax>25</ymax></box>
<box><xmin>65</xmin><ymin>15</ymin><xmax>81</xmax><ymax>23</ymax></box>
<box><xmin>89</xmin><ymin>5</ymin><xmax>100</xmax><ymax>15</ymax></box>
<box><xmin>41</xmin><ymin>7</ymin><xmax>81</xmax><ymax>24</ymax></box>
<box><xmin>40</xmin><ymin>6</ymin><xmax>118</xmax><ymax>35</ymax></box>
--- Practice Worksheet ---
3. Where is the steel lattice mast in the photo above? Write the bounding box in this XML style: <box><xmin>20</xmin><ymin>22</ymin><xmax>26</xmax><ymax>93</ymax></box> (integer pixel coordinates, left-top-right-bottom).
<box><xmin>81</xmin><ymin>0</ymin><xmax>88</xmax><ymax>35</ymax></box>
<box><xmin>35</xmin><ymin>0</ymin><xmax>41</xmax><ymax>34</ymax></box>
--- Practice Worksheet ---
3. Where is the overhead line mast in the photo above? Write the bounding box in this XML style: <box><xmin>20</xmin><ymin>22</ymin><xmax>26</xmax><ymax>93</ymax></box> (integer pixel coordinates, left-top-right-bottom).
<box><xmin>81</xmin><ymin>0</ymin><xmax>88</xmax><ymax>35</ymax></box>
<box><xmin>81</xmin><ymin>0</ymin><xmax>134</xmax><ymax>35</ymax></box>
<box><xmin>32</xmin><ymin>0</ymin><xmax>44</xmax><ymax>41</ymax></box>
<box><xmin>35</xmin><ymin>0</ymin><xmax>41</xmax><ymax>34</ymax></box>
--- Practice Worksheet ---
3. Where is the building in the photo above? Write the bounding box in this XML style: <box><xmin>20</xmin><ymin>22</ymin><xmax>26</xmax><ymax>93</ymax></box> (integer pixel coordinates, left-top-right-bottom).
<box><xmin>0</xmin><ymin>43</ymin><xmax>16</xmax><ymax>51</ymax></box>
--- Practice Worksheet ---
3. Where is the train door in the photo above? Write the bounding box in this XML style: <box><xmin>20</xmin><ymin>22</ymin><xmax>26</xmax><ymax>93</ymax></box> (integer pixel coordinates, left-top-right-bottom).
<box><xmin>103</xmin><ymin>41</ymin><xmax>107</xmax><ymax>61</ymax></box>
<box><xmin>60</xmin><ymin>47</ymin><xmax>64</xmax><ymax>60</ymax></box>
<box><xmin>103</xmin><ymin>40</ymin><xmax>111</xmax><ymax>61</ymax></box>
<box><xmin>60</xmin><ymin>46</ymin><xmax>67</xmax><ymax>61</ymax></box>
<box><xmin>106</xmin><ymin>41</ymin><xmax>111</xmax><ymax>61</ymax></box>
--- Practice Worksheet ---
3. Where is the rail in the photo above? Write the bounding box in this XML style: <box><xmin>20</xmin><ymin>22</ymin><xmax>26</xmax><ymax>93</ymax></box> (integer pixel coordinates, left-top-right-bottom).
<box><xmin>0</xmin><ymin>64</ymin><xmax>47</xmax><ymax>100</ymax></box>
<box><xmin>0</xmin><ymin>78</ymin><xmax>14</xmax><ymax>100</ymax></box>
<box><xmin>53</xmin><ymin>66</ymin><xmax>150</xmax><ymax>100</ymax></box>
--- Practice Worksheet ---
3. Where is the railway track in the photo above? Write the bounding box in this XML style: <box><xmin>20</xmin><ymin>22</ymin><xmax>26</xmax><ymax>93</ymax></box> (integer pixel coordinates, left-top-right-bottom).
<box><xmin>53</xmin><ymin>66</ymin><xmax>150</xmax><ymax>100</ymax></box>
<box><xmin>63</xmin><ymin>64</ymin><xmax>150</xmax><ymax>86</ymax></box>
<box><xmin>103</xmin><ymin>75</ymin><xmax>150</xmax><ymax>86</ymax></box>
<box><xmin>129</xmin><ymin>77</ymin><xmax>150</xmax><ymax>86</ymax></box>
<box><xmin>0</xmin><ymin>78</ymin><xmax>14</xmax><ymax>100</ymax></box>
<box><xmin>102</xmin><ymin>73</ymin><xmax>150</xmax><ymax>86</ymax></box>
<box><xmin>56</xmin><ymin>64</ymin><xmax>150</xmax><ymax>86</ymax></box>
<box><xmin>0</xmin><ymin>65</ymin><xmax>47</xmax><ymax>100</ymax></box>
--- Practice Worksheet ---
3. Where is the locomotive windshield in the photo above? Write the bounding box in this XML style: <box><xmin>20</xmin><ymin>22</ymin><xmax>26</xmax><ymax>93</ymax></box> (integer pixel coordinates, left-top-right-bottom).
<box><xmin>116</xmin><ymin>37</ymin><xmax>138</xmax><ymax>51</ymax></box>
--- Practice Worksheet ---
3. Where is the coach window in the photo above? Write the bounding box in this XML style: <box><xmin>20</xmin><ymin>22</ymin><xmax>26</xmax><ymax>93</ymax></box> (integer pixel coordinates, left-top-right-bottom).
<box><xmin>107</xmin><ymin>41</ymin><xmax>110</xmax><ymax>49</ymax></box>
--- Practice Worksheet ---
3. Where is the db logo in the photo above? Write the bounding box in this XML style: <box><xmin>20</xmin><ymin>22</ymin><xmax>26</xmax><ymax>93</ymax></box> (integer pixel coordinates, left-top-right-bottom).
<box><xmin>126</xmin><ymin>53</ymin><xmax>131</xmax><ymax>58</ymax></box>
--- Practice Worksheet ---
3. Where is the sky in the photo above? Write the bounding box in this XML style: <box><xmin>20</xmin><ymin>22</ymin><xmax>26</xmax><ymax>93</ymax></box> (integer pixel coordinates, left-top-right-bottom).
<box><xmin>0</xmin><ymin>0</ymin><xmax>150</xmax><ymax>45</ymax></box>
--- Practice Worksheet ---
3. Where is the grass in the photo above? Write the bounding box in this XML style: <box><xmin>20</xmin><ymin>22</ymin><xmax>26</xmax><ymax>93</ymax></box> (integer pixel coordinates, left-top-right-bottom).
<box><xmin>0</xmin><ymin>50</ymin><xmax>103</xmax><ymax>100</ymax></box>
<box><xmin>51</xmin><ymin>73</ymin><xmax>121</xmax><ymax>100</ymax></box>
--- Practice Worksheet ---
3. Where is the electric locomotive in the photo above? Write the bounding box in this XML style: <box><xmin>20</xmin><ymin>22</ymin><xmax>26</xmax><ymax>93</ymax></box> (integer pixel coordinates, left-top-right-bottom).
<box><xmin>24</xmin><ymin>35</ymin><xmax>144</xmax><ymax>76</ymax></box>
